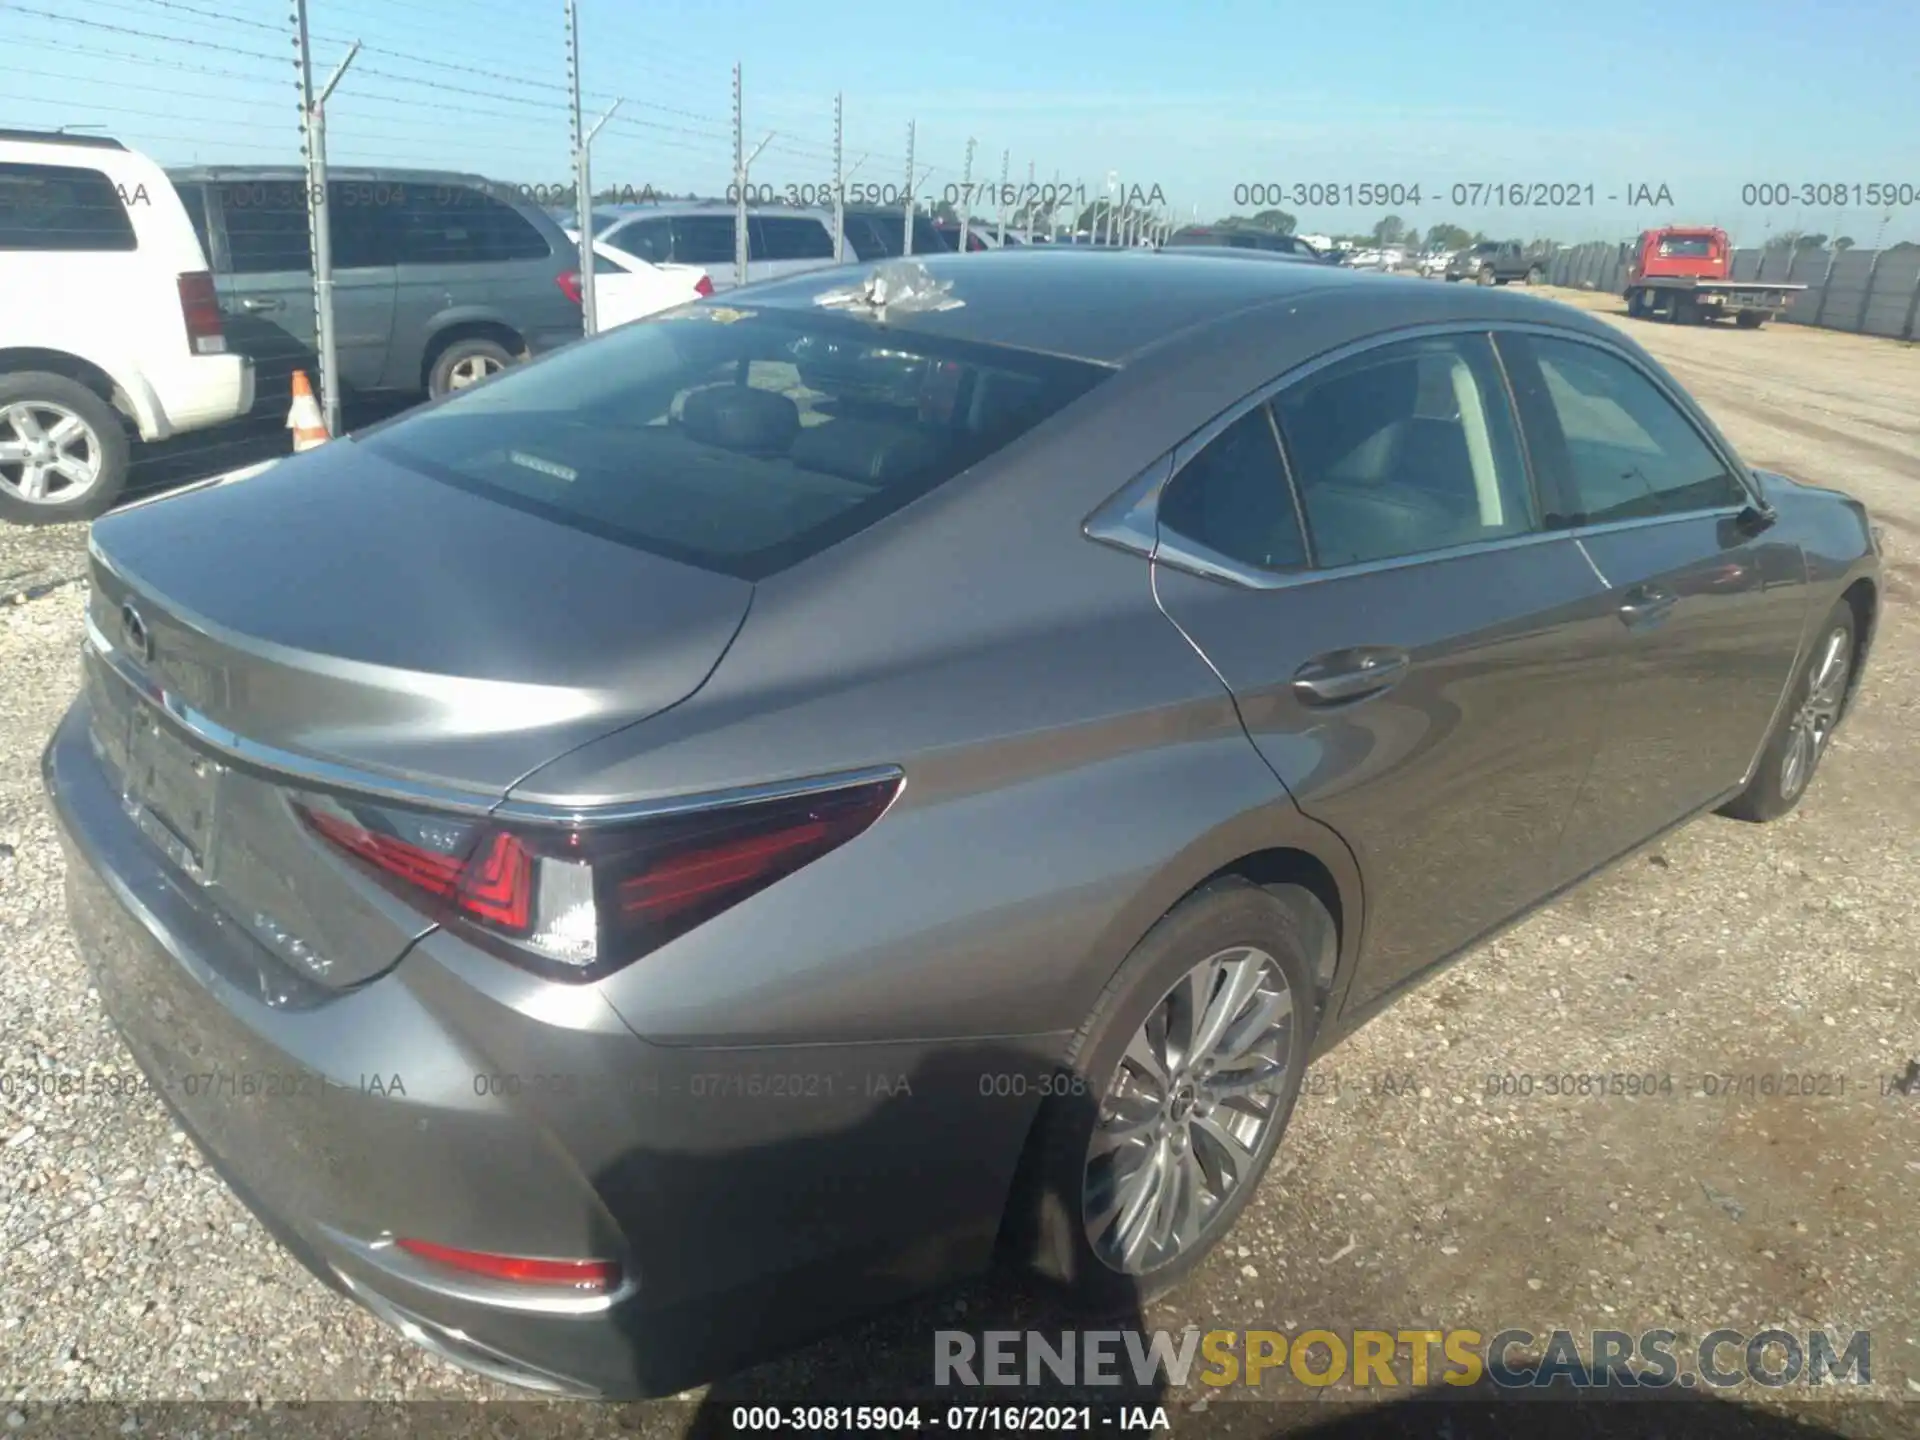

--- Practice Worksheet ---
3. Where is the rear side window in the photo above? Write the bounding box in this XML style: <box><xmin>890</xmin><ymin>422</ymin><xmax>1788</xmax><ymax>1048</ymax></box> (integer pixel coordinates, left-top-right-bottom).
<box><xmin>217</xmin><ymin>182</ymin><xmax>312</xmax><ymax>273</ymax></box>
<box><xmin>0</xmin><ymin>162</ymin><xmax>137</xmax><ymax>251</ymax></box>
<box><xmin>1158</xmin><ymin>407</ymin><xmax>1307</xmax><ymax>571</ymax></box>
<box><xmin>1274</xmin><ymin>333</ymin><xmax>1536</xmax><ymax>566</ymax></box>
<box><xmin>363</xmin><ymin>307</ymin><xmax>1110</xmax><ymax>580</ymax></box>
<box><xmin>392</xmin><ymin>186</ymin><xmax>551</xmax><ymax>264</ymax></box>
<box><xmin>754</xmin><ymin>216</ymin><xmax>835</xmax><ymax>261</ymax></box>
<box><xmin>671</xmin><ymin>215</ymin><xmax>735</xmax><ymax>266</ymax></box>
<box><xmin>842</xmin><ymin>215</ymin><xmax>892</xmax><ymax>261</ymax></box>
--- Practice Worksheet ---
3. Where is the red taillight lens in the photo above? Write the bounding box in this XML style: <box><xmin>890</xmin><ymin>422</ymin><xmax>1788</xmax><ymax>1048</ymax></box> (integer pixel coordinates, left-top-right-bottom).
<box><xmin>177</xmin><ymin>271</ymin><xmax>226</xmax><ymax>355</ymax></box>
<box><xmin>293</xmin><ymin>775</ymin><xmax>899</xmax><ymax>981</ymax></box>
<box><xmin>694</xmin><ymin>273</ymin><xmax>714</xmax><ymax>297</ymax></box>
<box><xmin>556</xmin><ymin>270</ymin><xmax>583</xmax><ymax>305</ymax></box>
<box><xmin>395</xmin><ymin>1238</ymin><xmax>619</xmax><ymax>1292</ymax></box>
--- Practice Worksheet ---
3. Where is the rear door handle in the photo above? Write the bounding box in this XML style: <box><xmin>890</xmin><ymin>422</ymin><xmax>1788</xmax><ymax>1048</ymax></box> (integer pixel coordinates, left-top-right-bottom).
<box><xmin>237</xmin><ymin>297</ymin><xmax>283</xmax><ymax>313</ymax></box>
<box><xmin>1618</xmin><ymin>583</ymin><xmax>1678</xmax><ymax>629</ymax></box>
<box><xmin>1291</xmin><ymin>646</ymin><xmax>1411</xmax><ymax>706</ymax></box>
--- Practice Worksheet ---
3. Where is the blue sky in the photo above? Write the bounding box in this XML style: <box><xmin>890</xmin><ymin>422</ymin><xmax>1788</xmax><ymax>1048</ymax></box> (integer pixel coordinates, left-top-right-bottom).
<box><xmin>4</xmin><ymin>0</ymin><xmax>1916</xmax><ymax>244</ymax></box>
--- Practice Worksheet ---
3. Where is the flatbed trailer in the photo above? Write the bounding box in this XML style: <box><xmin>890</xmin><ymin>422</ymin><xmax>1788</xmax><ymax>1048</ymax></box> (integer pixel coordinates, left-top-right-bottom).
<box><xmin>1625</xmin><ymin>274</ymin><xmax>1806</xmax><ymax>328</ymax></box>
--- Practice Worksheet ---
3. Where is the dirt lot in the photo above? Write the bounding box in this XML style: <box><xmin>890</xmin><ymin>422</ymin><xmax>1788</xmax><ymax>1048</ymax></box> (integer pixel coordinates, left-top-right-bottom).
<box><xmin>1</xmin><ymin>296</ymin><xmax>1915</xmax><ymax>1437</ymax></box>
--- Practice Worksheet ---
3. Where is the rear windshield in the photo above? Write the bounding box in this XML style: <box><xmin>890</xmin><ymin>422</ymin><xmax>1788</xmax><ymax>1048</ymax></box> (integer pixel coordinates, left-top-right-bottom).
<box><xmin>364</xmin><ymin>305</ymin><xmax>1110</xmax><ymax>580</ymax></box>
<box><xmin>1655</xmin><ymin>236</ymin><xmax>1715</xmax><ymax>258</ymax></box>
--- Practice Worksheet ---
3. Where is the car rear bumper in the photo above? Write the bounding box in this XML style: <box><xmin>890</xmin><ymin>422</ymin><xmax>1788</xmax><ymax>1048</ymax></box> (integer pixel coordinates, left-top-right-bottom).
<box><xmin>145</xmin><ymin>354</ymin><xmax>255</xmax><ymax>441</ymax></box>
<box><xmin>42</xmin><ymin>698</ymin><xmax>1050</xmax><ymax>1398</ymax></box>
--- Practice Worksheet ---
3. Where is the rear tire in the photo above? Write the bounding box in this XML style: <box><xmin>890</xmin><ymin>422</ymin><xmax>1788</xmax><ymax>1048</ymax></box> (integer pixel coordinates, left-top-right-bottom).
<box><xmin>426</xmin><ymin>337</ymin><xmax>519</xmax><ymax>400</ymax></box>
<box><xmin>1014</xmin><ymin>877</ymin><xmax>1322</xmax><ymax>1312</ymax></box>
<box><xmin>0</xmin><ymin>372</ymin><xmax>130</xmax><ymax>525</ymax></box>
<box><xmin>1720</xmin><ymin>600</ymin><xmax>1856</xmax><ymax>823</ymax></box>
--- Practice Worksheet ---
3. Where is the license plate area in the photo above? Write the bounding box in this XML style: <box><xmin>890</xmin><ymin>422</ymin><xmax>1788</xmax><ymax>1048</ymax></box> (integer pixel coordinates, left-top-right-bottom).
<box><xmin>124</xmin><ymin>705</ymin><xmax>225</xmax><ymax>884</ymax></box>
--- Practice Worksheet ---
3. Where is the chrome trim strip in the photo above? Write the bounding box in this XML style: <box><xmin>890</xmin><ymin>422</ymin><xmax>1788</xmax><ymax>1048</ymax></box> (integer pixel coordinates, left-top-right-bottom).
<box><xmin>85</xmin><ymin>608</ymin><xmax>905</xmax><ymax>828</ymax></box>
<box><xmin>493</xmin><ymin>764</ymin><xmax>907</xmax><ymax>827</ymax></box>
<box><xmin>85</xmin><ymin>609</ymin><xmax>500</xmax><ymax>818</ymax></box>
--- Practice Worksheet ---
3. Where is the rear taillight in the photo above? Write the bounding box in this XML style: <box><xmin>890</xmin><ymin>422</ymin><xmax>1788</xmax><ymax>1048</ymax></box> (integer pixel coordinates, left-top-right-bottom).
<box><xmin>694</xmin><ymin>273</ymin><xmax>714</xmax><ymax>297</ymax></box>
<box><xmin>395</xmin><ymin>1238</ymin><xmax>619</xmax><ymax>1293</ymax></box>
<box><xmin>177</xmin><ymin>272</ymin><xmax>226</xmax><ymax>355</ymax></box>
<box><xmin>556</xmin><ymin>270</ymin><xmax>583</xmax><ymax>305</ymax></box>
<box><xmin>292</xmin><ymin>775</ymin><xmax>900</xmax><ymax>981</ymax></box>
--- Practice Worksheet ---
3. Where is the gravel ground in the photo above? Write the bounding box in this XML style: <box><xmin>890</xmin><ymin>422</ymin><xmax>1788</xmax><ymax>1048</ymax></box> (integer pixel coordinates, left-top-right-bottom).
<box><xmin>1</xmin><ymin>300</ymin><xmax>1916</xmax><ymax>1438</ymax></box>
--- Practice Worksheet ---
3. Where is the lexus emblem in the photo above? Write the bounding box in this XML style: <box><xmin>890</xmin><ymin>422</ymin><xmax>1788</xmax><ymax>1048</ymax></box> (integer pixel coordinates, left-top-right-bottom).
<box><xmin>119</xmin><ymin>602</ymin><xmax>152</xmax><ymax>664</ymax></box>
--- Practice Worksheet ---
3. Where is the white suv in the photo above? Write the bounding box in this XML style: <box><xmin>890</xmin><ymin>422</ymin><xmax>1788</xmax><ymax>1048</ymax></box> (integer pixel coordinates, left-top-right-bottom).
<box><xmin>0</xmin><ymin>129</ymin><xmax>254</xmax><ymax>523</ymax></box>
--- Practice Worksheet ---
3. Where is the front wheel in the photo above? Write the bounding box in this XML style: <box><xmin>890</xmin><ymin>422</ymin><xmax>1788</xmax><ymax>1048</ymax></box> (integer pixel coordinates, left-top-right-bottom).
<box><xmin>1015</xmin><ymin>878</ymin><xmax>1322</xmax><ymax>1311</ymax></box>
<box><xmin>0</xmin><ymin>372</ymin><xmax>130</xmax><ymax>525</ymax></box>
<box><xmin>1476</xmin><ymin>266</ymin><xmax>1497</xmax><ymax>286</ymax></box>
<box><xmin>1720</xmin><ymin>601</ymin><xmax>1856</xmax><ymax>823</ymax></box>
<box><xmin>1526</xmin><ymin>266</ymin><xmax>1543</xmax><ymax>284</ymax></box>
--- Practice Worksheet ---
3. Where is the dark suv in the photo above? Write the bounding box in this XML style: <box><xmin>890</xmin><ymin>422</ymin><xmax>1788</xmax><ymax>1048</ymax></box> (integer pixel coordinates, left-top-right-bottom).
<box><xmin>1444</xmin><ymin>240</ymin><xmax>1544</xmax><ymax>286</ymax></box>
<box><xmin>167</xmin><ymin>166</ymin><xmax>584</xmax><ymax>405</ymax></box>
<box><xmin>1164</xmin><ymin>225</ymin><xmax>1326</xmax><ymax>260</ymax></box>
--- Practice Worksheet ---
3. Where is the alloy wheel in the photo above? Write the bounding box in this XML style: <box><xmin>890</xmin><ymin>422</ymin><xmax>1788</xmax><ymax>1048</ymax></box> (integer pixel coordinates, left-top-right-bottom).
<box><xmin>448</xmin><ymin>354</ymin><xmax>504</xmax><ymax>389</ymax></box>
<box><xmin>1780</xmin><ymin>625</ymin><xmax>1850</xmax><ymax>801</ymax></box>
<box><xmin>1082</xmin><ymin>946</ymin><xmax>1296</xmax><ymax>1275</ymax></box>
<box><xmin>0</xmin><ymin>401</ymin><xmax>103</xmax><ymax>505</ymax></box>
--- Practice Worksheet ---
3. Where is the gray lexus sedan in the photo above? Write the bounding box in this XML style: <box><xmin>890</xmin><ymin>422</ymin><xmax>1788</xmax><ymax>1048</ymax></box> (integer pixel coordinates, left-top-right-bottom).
<box><xmin>43</xmin><ymin>250</ymin><xmax>1881</xmax><ymax>1398</ymax></box>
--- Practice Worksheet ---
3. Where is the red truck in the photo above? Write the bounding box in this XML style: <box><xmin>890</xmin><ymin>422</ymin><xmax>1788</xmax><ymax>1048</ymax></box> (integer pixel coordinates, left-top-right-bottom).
<box><xmin>1623</xmin><ymin>226</ymin><xmax>1804</xmax><ymax>328</ymax></box>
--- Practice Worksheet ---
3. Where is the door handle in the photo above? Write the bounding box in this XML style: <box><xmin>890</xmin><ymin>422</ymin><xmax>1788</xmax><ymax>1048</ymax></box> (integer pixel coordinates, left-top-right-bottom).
<box><xmin>1618</xmin><ymin>584</ymin><xmax>1678</xmax><ymax>629</ymax></box>
<box><xmin>237</xmin><ymin>297</ymin><xmax>283</xmax><ymax>313</ymax></box>
<box><xmin>1291</xmin><ymin>647</ymin><xmax>1411</xmax><ymax>706</ymax></box>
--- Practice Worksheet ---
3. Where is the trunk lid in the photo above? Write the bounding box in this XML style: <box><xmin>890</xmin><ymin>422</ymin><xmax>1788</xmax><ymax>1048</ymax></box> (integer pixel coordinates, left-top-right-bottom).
<box><xmin>83</xmin><ymin>439</ymin><xmax>752</xmax><ymax>989</ymax></box>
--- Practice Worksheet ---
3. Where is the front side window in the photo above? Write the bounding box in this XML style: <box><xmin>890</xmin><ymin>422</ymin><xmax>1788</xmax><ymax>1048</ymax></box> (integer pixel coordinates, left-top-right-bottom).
<box><xmin>1157</xmin><ymin>407</ymin><xmax>1307</xmax><ymax>572</ymax></box>
<box><xmin>606</xmin><ymin>217</ymin><xmax>670</xmax><ymax>265</ymax></box>
<box><xmin>0</xmin><ymin>162</ymin><xmax>137</xmax><ymax>252</ymax></box>
<box><xmin>362</xmin><ymin>306</ymin><xmax>1109</xmax><ymax>580</ymax></box>
<box><xmin>1273</xmin><ymin>333</ymin><xmax>1536</xmax><ymax>567</ymax></box>
<box><xmin>1506</xmin><ymin>335</ymin><xmax>1745</xmax><ymax>525</ymax></box>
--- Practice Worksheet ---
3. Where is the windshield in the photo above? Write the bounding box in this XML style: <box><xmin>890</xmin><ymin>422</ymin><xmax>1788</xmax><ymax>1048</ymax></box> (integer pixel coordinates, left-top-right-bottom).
<box><xmin>363</xmin><ymin>306</ymin><xmax>1109</xmax><ymax>580</ymax></box>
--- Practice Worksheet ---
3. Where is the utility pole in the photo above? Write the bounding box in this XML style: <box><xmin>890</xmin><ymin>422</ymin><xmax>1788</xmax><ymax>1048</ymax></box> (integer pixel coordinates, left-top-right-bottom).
<box><xmin>832</xmin><ymin>92</ymin><xmax>845</xmax><ymax>262</ymax></box>
<box><xmin>902</xmin><ymin>121</ymin><xmax>916</xmax><ymax>256</ymax></box>
<box><xmin>729</xmin><ymin>65</ymin><xmax>771</xmax><ymax>288</ymax></box>
<box><xmin>293</xmin><ymin>0</ymin><xmax>356</xmax><ymax>438</ymax></box>
<box><xmin>958</xmin><ymin>137</ymin><xmax>975</xmax><ymax>253</ymax></box>
<box><xmin>995</xmin><ymin>149</ymin><xmax>1009</xmax><ymax>245</ymax></box>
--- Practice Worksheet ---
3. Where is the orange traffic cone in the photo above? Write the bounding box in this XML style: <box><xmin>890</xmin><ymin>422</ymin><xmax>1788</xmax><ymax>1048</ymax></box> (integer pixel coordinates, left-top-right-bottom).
<box><xmin>287</xmin><ymin>370</ymin><xmax>330</xmax><ymax>452</ymax></box>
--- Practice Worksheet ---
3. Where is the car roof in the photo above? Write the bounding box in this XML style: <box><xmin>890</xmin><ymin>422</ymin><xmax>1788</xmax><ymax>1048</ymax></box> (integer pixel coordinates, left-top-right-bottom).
<box><xmin>166</xmin><ymin>163</ymin><xmax>498</xmax><ymax>188</ymax></box>
<box><xmin>723</xmin><ymin>247</ymin><xmax>1570</xmax><ymax>366</ymax></box>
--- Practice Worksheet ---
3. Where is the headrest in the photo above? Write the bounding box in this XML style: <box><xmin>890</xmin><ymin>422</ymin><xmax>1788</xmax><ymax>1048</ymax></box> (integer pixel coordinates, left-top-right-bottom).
<box><xmin>790</xmin><ymin>418</ymin><xmax>939</xmax><ymax>485</ymax></box>
<box><xmin>679</xmin><ymin>385</ymin><xmax>801</xmax><ymax>455</ymax></box>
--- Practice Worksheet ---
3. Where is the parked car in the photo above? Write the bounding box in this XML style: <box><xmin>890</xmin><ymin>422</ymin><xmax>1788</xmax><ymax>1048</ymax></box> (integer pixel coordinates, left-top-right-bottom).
<box><xmin>585</xmin><ymin>239</ymin><xmax>711</xmax><ymax>329</ymax></box>
<box><xmin>597</xmin><ymin>203</ymin><xmax>845</xmax><ymax>290</ymax></box>
<box><xmin>0</xmin><ymin>130</ymin><xmax>254</xmax><ymax>523</ymax></box>
<box><xmin>45</xmin><ymin>251</ymin><xmax>1879</xmax><ymax>1400</ymax></box>
<box><xmin>165</xmin><ymin>165</ymin><xmax>583</xmax><ymax>406</ymax></box>
<box><xmin>1419</xmin><ymin>249</ymin><xmax>1453</xmax><ymax>277</ymax></box>
<box><xmin>1165</xmin><ymin>225</ymin><xmax>1327</xmax><ymax>260</ymax></box>
<box><xmin>838</xmin><ymin>205</ymin><xmax>954</xmax><ymax>261</ymax></box>
<box><xmin>1445</xmin><ymin>239</ymin><xmax>1543</xmax><ymax>285</ymax></box>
